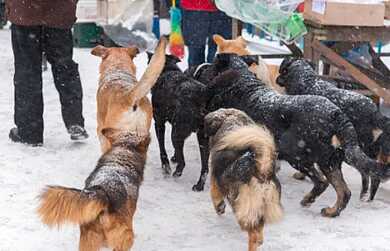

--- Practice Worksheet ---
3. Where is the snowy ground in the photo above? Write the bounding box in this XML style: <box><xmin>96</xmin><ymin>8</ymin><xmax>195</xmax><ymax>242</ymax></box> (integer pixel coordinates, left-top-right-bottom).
<box><xmin>1</xmin><ymin>26</ymin><xmax>390</xmax><ymax>251</ymax></box>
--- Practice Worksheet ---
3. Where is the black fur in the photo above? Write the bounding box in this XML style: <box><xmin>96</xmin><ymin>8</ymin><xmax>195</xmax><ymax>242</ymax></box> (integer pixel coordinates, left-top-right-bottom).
<box><xmin>147</xmin><ymin>53</ymin><xmax>210</xmax><ymax>191</ymax></box>
<box><xmin>194</xmin><ymin>53</ymin><xmax>390</xmax><ymax>216</ymax></box>
<box><xmin>277</xmin><ymin>57</ymin><xmax>390</xmax><ymax>200</ymax></box>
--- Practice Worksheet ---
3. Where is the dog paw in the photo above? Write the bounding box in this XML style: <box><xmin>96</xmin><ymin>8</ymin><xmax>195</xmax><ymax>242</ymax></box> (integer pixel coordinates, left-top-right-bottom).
<box><xmin>162</xmin><ymin>163</ymin><xmax>171</xmax><ymax>176</ymax></box>
<box><xmin>300</xmin><ymin>196</ymin><xmax>315</xmax><ymax>208</ymax></box>
<box><xmin>215</xmin><ymin>201</ymin><xmax>226</xmax><ymax>215</ymax></box>
<box><xmin>320</xmin><ymin>207</ymin><xmax>340</xmax><ymax>218</ymax></box>
<box><xmin>170</xmin><ymin>155</ymin><xmax>177</xmax><ymax>163</ymax></box>
<box><xmin>173</xmin><ymin>169</ymin><xmax>183</xmax><ymax>177</ymax></box>
<box><xmin>360</xmin><ymin>192</ymin><xmax>371</xmax><ymax>202</ymax></box>
<box><xmin>192</xmin><ymin>183</ymin><xmax>204</xmax><ymax>192</ymax></box>
<box><xmin>293</xmin><ymin>172</ymin><xmax>306</xmax><ymax>180</ymax></box>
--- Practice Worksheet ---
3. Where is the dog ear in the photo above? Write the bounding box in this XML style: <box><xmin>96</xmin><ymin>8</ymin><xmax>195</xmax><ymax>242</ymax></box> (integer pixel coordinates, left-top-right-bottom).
<box><xmin>146</xmin><ymin>51</ymin><xmax>154</xmax><ymax>62</ymax></box>
<box><xmin>204</xmin><ymin>111</ymin><xmax>226</xmax><ymax>137</ymax></box>
<box><xmin>101</xmin><ymin>128</ymin><xmax>118</xmax><ymax>143</ymax></box>
<box><xmin>127</xmin><ymin>47</ymin><xmax>140</xmax><ymax>59</ymax></box>
<box><xmin>236</xmin><ymin>36</ymin><xmax>248</xmax><ymax>46</ymax></box>
<box><xmin>213</xmin><ymin>34</ymin><xmax>225</xmax><ymax>47</ymax></box>
<box><xmin>91</xmin><ymin>45</ymin><xmax>109</xmax><ymax>58</ymax></box>
<box><xmin>133</xmin><ymin>134</ymin><xmax>151</xmax><ymax>153</ymax></box>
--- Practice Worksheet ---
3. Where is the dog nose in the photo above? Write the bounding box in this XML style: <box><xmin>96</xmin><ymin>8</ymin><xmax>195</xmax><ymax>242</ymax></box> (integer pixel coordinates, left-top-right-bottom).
<box><xmin>276</xmin><ymin>76</ymin><xmax>285</xmax><ymax>86</ymax></box>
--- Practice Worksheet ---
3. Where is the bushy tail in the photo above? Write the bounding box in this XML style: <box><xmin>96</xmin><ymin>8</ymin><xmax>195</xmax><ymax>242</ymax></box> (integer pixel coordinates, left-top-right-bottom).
<box><xmin>215</xmin><ymin>125</ymin><xmax>276</xmax><ymax>179</ymax></box>
<box><xmin>37</xmin><ymin>186</ymin><xmax>108</xmax><ymax>227</ymax></box>
<box><xmin>334</xmin><ymin>111</ymin><xmax>390</xmax><ymax>181</ymax></box>
<box><xmin>132</xmin><ymin>37</ymin><xmax>167</xmax><ymax>101</ymax></box>
<box><xmin>216</xmin><ymin>126</ymin><xmax>283</xmax><ymax>227</ymax></box>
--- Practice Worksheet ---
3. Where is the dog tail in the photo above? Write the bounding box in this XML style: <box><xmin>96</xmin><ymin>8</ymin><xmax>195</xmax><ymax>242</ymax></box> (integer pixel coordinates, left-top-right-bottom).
<box><xmin>133</xmin><ymin>36</ymin><xmax>167</xmax><ymax>101</ymax></box>
<box><xmin>334</xmin><ymin>111</ymin><xmax>390</xmax><ymax>181</ymax></box>
<box><xmin>37</xmin><ymin>186</ymin><xmax>108</xmax><ymax>227</ymax></box>
<box><xmin>215</xmin><ymin>126</ymin><xmax>283</xmax><ymax>227</ymax></box>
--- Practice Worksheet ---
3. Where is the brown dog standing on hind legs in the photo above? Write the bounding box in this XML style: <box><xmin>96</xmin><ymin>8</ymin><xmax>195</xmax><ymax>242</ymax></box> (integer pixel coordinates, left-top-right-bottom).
<box><xmin>205</xmin><ymin>108</ymin><xmax>283</xmax><ymax>251</ymax></box>
<box><xmin>213</xmin><ymin>34</ymin><xmax>283</xmax><ymax>94</ymax></box>
<box><xmin>37</xmin><ymin>129</ymin><xmax>151</xmax><ymax>251</ymax></box>
<box><xmin>93</xmin><ymin>37</ymin><xmax>167</xmax><ymax>153</ymax></box>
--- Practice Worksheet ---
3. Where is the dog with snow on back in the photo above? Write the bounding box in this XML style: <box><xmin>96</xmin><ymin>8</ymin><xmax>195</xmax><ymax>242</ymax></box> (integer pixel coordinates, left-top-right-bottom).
<box><xmin>37</xmin><ymin>129</ymin><xmax>150</xmax><ymax>251</ymax></box>
<box><xmin>146</xmin><ymin>52</ymin><xmax>210</xmax><ymax>191</ymax></box>
<box><xmin>193</xmin><ymin>53</ymin><xmax>390</xmax><ymax>217</ymax></box>
<box><xmin>92</xmin><ymin>37</ymin><xmax>167</xmax><ymax>153</ymax></box>
<box><xmin>205</xmin><ymin>108</ymin><xmax>282</xmax><ymax>251</ymax></box>
<box><xmin>277</xmin><ymin>57</ymin><xmax>390</xmax><ymax>200</ymax></box>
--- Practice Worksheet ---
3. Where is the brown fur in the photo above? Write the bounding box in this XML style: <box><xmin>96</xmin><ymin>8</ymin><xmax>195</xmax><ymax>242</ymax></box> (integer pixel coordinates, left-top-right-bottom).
<box><xmin>207</xmin><ymin>109</ymin><xmax>282</xmax><ymax>251</ymax></box>
<box><xmin>93</xmin><ymin>37</ymin><xmax>167</xmax><ymax>153</ymax></box>
<box><xmin>37</xmin><ymin>132</ymin><xmax>150</xmax><ymax>251</ymax></box>
<box><xmin>213</xmin><ymin>34</ymin><xmax>284</xmax><ymax>94</ymax></box>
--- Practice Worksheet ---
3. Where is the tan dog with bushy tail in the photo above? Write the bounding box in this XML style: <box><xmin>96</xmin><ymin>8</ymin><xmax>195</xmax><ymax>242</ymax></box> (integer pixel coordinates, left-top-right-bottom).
<box><xmin>205</xmin><ymin>108</ymin><xmax>283</xmax><ymax>251</ymax></box>
<box><xmin>213</xmin><ymin>35</ymin><xmax>283</xmax><ymax>94</ymax></box>
<box><xmin>37</xmin><ymin>130</ymin><xmax>151</xmax><ymax>251</ymax></box>
<box><xmin>93</xmin><ymin>37</ymin><xmax>167</xmax><ymax>153</ymax></box>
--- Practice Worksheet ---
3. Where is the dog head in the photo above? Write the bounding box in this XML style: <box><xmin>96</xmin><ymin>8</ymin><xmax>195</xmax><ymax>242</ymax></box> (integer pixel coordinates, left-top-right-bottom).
<box><xmin>213</xmin><ymin>34</ymin><xmax>250</xmax><ymax>56</ymax></box>
<box><xmin>102</xmin><ymin>128</ymin><xmax>151</xmax><ymax>152</ymax></box>
<box><xmin>204</xmin><ymin>108</ymin><xmax>254</xmax><ymax>137</ymax></box>
<box><xmin>91</xmin><ymin>45</ymin><xmax>140</xmax><ymax>76</ymax></box>
<box><xmin>147</xmin><ymin>52</ymin><xmax>181</xmax><ymax>71</ymax></box>
<box><xmin>213</xmin><ymin>53</ymin><xmax>249</xmax><ymax>74</ymax></box>
<box><xmin>276</xmin><ymin>57</ymin><xmax>316</xmax><ymax>87</ymax></box>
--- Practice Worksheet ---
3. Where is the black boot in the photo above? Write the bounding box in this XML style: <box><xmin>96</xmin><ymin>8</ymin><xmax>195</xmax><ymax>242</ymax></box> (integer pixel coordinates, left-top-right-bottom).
<box><xmin>9</xmin><ymin>128</ymin><xmax>43</xmax><ymax>146</ymax></box>
<box><xmin>68</xmin><ymin>125</ymin><xmax>89</xmax><ymax>141</ymax></box>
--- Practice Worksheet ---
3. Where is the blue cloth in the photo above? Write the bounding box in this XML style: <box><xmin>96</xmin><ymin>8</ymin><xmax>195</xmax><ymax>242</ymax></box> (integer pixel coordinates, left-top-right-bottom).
<box><xmin>182</xmin><ymin>9</ymin><xmax>232</xmax><ymax>66</ymax></box>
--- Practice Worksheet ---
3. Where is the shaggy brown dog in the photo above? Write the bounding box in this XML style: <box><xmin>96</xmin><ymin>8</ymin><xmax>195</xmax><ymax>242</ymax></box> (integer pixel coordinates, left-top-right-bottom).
<box><xmin>92</xmin><ymin>37</ymin><xmax>167</xmax><ymax>153</ymax></box>
<box><xmin>205</xmin><ymin>108</ymin><xmax>282</xmax><ymax>251</ymax></box>
<box><xmin>37</xmin><ymin>129</ymin><xmax>151</xmax><ymax>251</ymax></box>
<box><xmin>213</xmin><ymin>34</ymin><xmax>283</xmax><ymax>93</ymax></box>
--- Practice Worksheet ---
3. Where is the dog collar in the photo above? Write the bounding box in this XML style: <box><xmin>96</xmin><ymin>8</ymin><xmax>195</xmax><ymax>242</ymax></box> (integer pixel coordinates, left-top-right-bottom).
<box><xmin>100</xmin><ymin>70</ymin><xmax>137</xmax><ymax>85</ymax></box>
<box><xmin>193</xmin><ymin>63</ymin><xmax>212</xmax><ymax>79</ymax></box>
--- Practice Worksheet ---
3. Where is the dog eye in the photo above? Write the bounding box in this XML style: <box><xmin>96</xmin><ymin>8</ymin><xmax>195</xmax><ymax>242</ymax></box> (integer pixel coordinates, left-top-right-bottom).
<box><xmin>282</xmin><ymin>69</ymin><xmax>288</xmax><ymax>74</ymax></box>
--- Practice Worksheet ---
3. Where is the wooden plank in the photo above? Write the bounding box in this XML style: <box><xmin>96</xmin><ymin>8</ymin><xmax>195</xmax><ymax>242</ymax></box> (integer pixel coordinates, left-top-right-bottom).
<box><xmin>312</xmin><ymin>39</ymin><xmax>390</xmax><ymax>102</ymax></box>
<box><xmin>306</xmin><ymin>24</ymin><xmax>390</xmax><ymax>43</ymax></box>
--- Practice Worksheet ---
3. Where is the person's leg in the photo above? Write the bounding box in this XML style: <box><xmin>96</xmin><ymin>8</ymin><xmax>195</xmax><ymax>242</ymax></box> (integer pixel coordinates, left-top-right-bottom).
<box><xmin>181</xmin><ymin>9</ymin><xmax>208</xmax><ymax>66</ymax></box>
<box><xmin>188</xmin><ymin>46</ymin><xmax>206</xmax><ymax>67</ymax></box>
<box><xmin>43</xmin><ymin>27</ymin><xmax>87</xmax><ymax>139</ymax></box>
<box><xmin>207</xmin><ymin>11</ymin><xmax>232</xmax><ymax>63</ymax></box>
<box><xmin>11</xmin><ymin>24</ymin><xmax>44</xmax><ymax>145</ymax></box>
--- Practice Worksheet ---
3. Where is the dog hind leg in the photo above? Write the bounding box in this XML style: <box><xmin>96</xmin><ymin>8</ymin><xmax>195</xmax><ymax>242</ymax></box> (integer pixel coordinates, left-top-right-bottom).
<box><xmin>193</xmin><ymin>130</ymin><xmax>210</xmax><ymax>191</ymax></box>
<box><xmin>79</xmin><ymin>224</ymin><xmax>104</xmax><ymax>251</ymax></box>
<box><xmin>210</xmin><ymin>176</ymin><xmax>226</xmax><ymax>215</ymax></box>
<box><xmin>155</xmin><ymin>120</ymin><xmax>171</xmax><ymax>175</ymax></box>
<box><xmin>171</xmin><ymin>126</ymin><xmax>191</xmax><ymax>177</ymax></box>
<box><xmin>247</xmin><ymin>222</ymin><xmax>264</xmax><ymax>251</ymax></box>
<box><xmin>318</xmin><ymin>164</ymin><xmax>351</xmax><ymax>217</ymax></box>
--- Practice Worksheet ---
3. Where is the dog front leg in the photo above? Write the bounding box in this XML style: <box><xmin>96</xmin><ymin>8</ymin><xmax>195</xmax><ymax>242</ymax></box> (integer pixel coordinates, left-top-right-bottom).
<box><xmin>210</xmin><ymin>176</ymin><xmax>225</xmax><ymax>215</ymax></box>
<box><xmin>155</xmin><ymin>121</ymin><xmax>171</xmax><ymax>175</ymax></box>
<box><xmin>193</xmin><ymin>130</ymin><xmax>209</xmax><ymax>191</ymax></box>
<box><xmin>247</xmin><ymin>223</ymin><xmax>264</xmax><ymax>251</ymax></box>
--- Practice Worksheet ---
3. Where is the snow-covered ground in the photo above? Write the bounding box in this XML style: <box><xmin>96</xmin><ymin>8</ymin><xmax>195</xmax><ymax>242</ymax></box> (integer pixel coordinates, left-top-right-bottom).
<box><xmin>1</xmin><ymin>26</ymin><xmax>390</xmax><ymax>251</ymax></box>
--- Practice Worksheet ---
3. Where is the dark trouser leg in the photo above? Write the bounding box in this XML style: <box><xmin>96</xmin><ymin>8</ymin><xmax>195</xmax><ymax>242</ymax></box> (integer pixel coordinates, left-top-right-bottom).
<box><xmin>207</xmin><ymin>10</ymin><xmax>232</xmax><ymax>63</ymax></box>
<box><xmin>11</xmin><ymin>24</ymin><xmax>44</xmax><ymax>144</ymax></box>
<box><xmin>43</xmin><ymin>27</ymin><xmax>84</xmax><ymax>129</ymax></box>
<box><xmin>188</xmin><ymin>46</ymin><xmax>205</xmax><ymax>67</ymax></box>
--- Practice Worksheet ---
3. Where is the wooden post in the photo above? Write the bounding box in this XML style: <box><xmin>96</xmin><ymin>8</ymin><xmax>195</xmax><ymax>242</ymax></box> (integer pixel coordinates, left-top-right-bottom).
<box><xmin>312</xmin><ymin>39</ymin><xmax>390</xmax><ymax>102</ymax></box>
<box><xmin>232</xmin><ymin>19</ymin><xmax>243</xmax><ymax>38</ymax></box>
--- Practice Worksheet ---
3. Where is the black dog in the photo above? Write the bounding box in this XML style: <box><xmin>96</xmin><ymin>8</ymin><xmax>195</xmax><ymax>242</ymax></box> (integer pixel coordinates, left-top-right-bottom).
<box><xmin>277</xmin><ymin>57</ymin><xmax>390</xmax><ymax>200</ymax></box>
<box><xmin>147</xmin><ymin>53</ymin><xmax>210</xmax><ymax>191</ymax></box>
<box><xmin>193</xmin><ymin>53</ymin><xmax>390</xmax><ymax>217</ymax></box>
